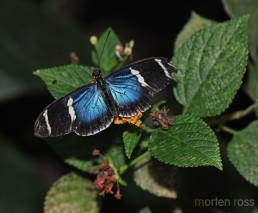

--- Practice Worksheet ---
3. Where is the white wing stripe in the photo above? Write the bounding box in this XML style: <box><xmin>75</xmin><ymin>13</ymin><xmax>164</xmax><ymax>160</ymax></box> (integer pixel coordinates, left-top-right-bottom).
<box><xmin>130</xmin><ymin>67</ymin><xmax>150</xmax><ymax>87</ymax></box>
<box><xmin>43</xmin><ymin>110</ymin><xmax>51</xmax><ymax>135</ymax></box>
<box><xmin>155</xmin><ymin>59</ymin><xmax>171</xmax><ymax>79</ymax></box>
<box><xmin>67</xmin><ymin>97</ymin><xmax>76</xmax><ymax>122</ymax></box>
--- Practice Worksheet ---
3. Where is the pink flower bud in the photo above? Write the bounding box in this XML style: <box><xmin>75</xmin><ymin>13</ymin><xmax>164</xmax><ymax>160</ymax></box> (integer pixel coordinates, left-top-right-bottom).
<box><xmin>115</xmin><ymin>44</ymin><xmax>124</xmax><ymax>53</ymax></box>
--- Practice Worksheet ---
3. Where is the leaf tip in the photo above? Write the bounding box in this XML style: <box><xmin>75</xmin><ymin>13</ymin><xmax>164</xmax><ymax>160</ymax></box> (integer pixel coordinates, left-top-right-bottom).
<box><xmin>33</xmin><ymin>70</ymin><xmax>41</xmax><ymax>76</ymax></box>
<box><xmin>216</xmin><ymin>162</ymin><xmax>223</xmax><ymax>171</ymax></box>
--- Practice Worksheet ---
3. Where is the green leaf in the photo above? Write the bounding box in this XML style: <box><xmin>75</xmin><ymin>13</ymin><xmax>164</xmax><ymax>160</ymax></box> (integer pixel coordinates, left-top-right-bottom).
<box><xmin>34</xmin><ymin>64</ymin><xmax>94</xmax><ymax>99</ymax></box>
<box><xmin>222</xmin><ymin>0</ymin><xmax>258</xmax><ymax>60</ymax></box>
<box><xmin>134</xmin><ymin>159</ymin><xmax>177</xmax><ymax>198</ymax></box>
<box><xmin>65</xmin><ymin>157</ymin><xmax>93</xmax><ymax>172</ymax></box>
<box><xmin>172</xmin><ymin>16</ymin><xmax>249</xmax><ymax>117</ymax></box>
<box><xmin>247</xmin><ymin>62</ymin><xmax>258</xmax><ymax>101</ymax></box>
<box><xmin>139</xmin><ymin>207</ymin><xmax>152</xmax><ymax>213</ymax></box>
<box><xmin>174</xmin><ymin>11</ymin><xmax>213</xmax><ymax>52</ymax></box>
<box><xmin>123</xmin><ymin>131</ymin><xmax>141</xmax><ymax>159</ymax></box>
<box><xmin>105</xmin><ymin>147</ymin><xmax>127</xmax><ymax>185</ymax></box>
<box><xmin>227</xmin><ymin>120</ymin><xmax>258</xmax><ymax>187</ymax></box>
<box><xmin>106</xmin><ymin>146</ymin><xmax>126</xmax><ymax>169</ymax></box>
<box><xmin>45</xmin><ymin>173</ymin><xmax>99</xmax><ymax>213</ymax></box>
<box><xmin>0</xmin><ymin>0</ymin><xmax>91</xmax><ymax>101</ymax></box>
<box><xmin>91</xmin><ymin>28</ymin><xmax>121</xmax><ymax>74</ymax></box>
<box><xmin>246</xmin><ymin>62</ymin><xmax>258</xmax><ymax>117</ymax></box>
<box><xmin>148</xmin><ymin>114</ymin><xmax>222</xmax><ymax>170</ymax></box>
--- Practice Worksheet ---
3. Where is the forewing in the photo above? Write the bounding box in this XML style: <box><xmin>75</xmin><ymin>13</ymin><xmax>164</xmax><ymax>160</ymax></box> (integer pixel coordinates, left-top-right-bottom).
<box><xmin>34</xmin><ymin>84</ymin><xmax>113</xmax><ymax>137</ymax></box>
<box><xmin>106</xmin><ymin>57</ymin><xmax>175</xmax><ymax>117</ymax></box>
<box><xmin>106</xmin><ymin>69</ymin><xmax>152</xmax><ymax>117</ymax></box>
<box><xmin>72</xmin><ymin>85</ymin><xmax>113</xmax><ymax>136</ymax></box>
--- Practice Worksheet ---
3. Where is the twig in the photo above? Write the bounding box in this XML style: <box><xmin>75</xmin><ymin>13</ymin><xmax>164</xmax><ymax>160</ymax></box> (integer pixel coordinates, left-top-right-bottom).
<box><xmin>119</xmin><ymin>151</ymin><xmax>151</xmax><ymax>174</ymax></box>
<box><xmin>231</xmin><ymin>100</ymin><xmax>258</xmax><ymax>119</ymax></box>
<box><xmin>220</xmin><ymin>125</ymin><xmax>239</xmax><ymax>135</ymax></box>
<box><xmin>208</xmin><ymin>100</ymin><xmax>258</xmax><ymax>126</ymax></box>
<box><xmin>139</xmin><ymin>123</ymin><xmax>156</xmax><ymax>133</ymax></box>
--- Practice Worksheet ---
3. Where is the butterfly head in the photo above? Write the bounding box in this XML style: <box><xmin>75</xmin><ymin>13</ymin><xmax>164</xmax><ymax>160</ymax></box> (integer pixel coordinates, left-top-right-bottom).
<box><xmin>92</xmin><ymin>69</ymin><xmax>101</xmax><ymax>77</ymax></box>
<box><xmin>92</xmin><ymin>69</ymin><xmax>102</xmax><ymax>83</ymax></box>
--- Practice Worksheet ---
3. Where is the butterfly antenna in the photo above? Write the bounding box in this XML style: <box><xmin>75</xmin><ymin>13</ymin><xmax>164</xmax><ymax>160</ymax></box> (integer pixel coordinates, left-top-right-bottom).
<box><xmin>98</xmin><ymin>29</ymin><xmax>111</xmax><ymax>68</ymax></box>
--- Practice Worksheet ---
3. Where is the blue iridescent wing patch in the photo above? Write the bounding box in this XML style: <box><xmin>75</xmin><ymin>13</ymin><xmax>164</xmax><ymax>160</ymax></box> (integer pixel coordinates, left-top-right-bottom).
<box><xmin>72</xmin><ymin>84</ymin><xmax>113</xmax><ymax>136</ymax></box>
<box><xmin>106</xmin><ymin>68</ymin><xmax>152</xmax><ymax>117</ymax></box>
<box><xmin>106</xmin><ymin>57</ymin><xmax>175</xmax><ymax>117</ymax></box>
<box><xmin>34</xmin><ymin>84</ymin><xmax>113</xmax><ymax>137</ymax></box>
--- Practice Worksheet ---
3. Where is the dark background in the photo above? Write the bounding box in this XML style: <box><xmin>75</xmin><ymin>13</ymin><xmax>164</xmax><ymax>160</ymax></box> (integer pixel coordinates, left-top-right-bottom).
<box><xmin>0</xmin><ymin>0</ymin><xmax>257</xmax><ymax>212</ymax></box>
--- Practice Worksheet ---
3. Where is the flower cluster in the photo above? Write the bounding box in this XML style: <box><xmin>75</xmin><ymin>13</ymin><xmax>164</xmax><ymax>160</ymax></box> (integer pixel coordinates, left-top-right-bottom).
<box><xmin>114</xmin><ymin>111</ymin><xmax>142</xmax><ymax>127</ymax></box>
<box><xmin>150</xmin><ymin>106</ymin><xmax>173</xmax><ymax>128</ymax></box>
<box><xmin>94</xmin><ymin>161</ymin><xmax>122</xmax><ymax>199</ymax></box>
<box><xmin>115</xmin><ymin>40</ymin><xmax>134</xmax><ymax>61</ymax></box>
<box><xmin>89</xmin><ymin>34</ymin><xmax>134</xmax><ymax>62</ymax></box>
<box><xmin>91</xmin><ymin>149</ymin><xmax>122</xmax><ymax>199</ymax></box>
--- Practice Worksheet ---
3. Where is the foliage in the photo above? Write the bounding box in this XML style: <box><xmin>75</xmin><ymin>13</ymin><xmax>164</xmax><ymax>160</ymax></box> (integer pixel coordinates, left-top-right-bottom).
<box><xmin>123</xmin><ymin>131</ymin><xmax>141</xmax><ymax>159</ymax></box>
<box><xmin>134</xmin><ymin>159</ymin><xmax>177</xmax><ymax>198</ymax></box>
<box><xmin>65</xmin><ymin>157</ymin><xmax>93</xmax><ymax>172</ymax></box>
<box><xmin>222</xmin><ymin>0</ymin><xmax>258</xmax><ymax>60</ymax></box>
<box><xmin>227</xmin><ymin>121</ymin><xmax>258</xmax><ymax>186</ymax></box>
<box><xmin>138</xmin><ymin>207</ymin><xmax>152</xmax><ymax>213</ymax></box>
<box><xmin>44</xmin><ymin>173</ymin><xmax>99</xmax><ymax>213</ymax></box>
<box><xmin>91</xmin><ymin>28</ymin><xmax>122</xmax><ymax>74</ymax></box>
<box><xmin>32</xmin><ymin>5</ymin><xmax>258</xmax><ymax>212</ymax></box>
<box><xmin>173</xmin><ymin>16</ymin><xmax>248</xmax><ymax>117</ymax></box>
<box><xmin>174</xmin><ymin>12</ymin><xmax>213</xmax><ymax>51</ymax></box>
<box><xmin>148</xmin><ymin>114</ymin><xmax>222</xmax><ymax>169</ymax></box>
<box><xmin>222</xmin><ymin>0</ymin><xmax>258</xmax><ymax>117</ymax></box>
<box><xmin>34</xmin><ymin>65</ymin><xmax>94</xmax><ymax>99</ymax></box>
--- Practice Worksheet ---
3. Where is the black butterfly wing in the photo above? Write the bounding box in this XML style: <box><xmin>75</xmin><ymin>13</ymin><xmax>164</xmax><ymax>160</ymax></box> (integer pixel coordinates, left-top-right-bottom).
<box><xmin>106</xmin><ymin>57</ymin><xmax>176</xmax><ymax>117</ymax></box>
<box><xmin>34</xmin><ymin>84</ymin><xmax>113</xmax><ymax>137</ymax></box>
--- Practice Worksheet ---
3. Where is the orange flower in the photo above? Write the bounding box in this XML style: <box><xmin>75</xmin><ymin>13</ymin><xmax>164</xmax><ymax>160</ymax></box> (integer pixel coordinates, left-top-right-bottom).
<box><xmin>113</xmin><ymin>112</ymin><xmax>143</xmax><ymax>127</ymax></box>
<box><xmin>114</xmin><ymin>117</ymin><xmax>127</xmax><ymax>125</ymax></box>
<box><xmin>135</xmin><ymin>120</ymin><xmax>142</xmax><ymax>127</ymax></box>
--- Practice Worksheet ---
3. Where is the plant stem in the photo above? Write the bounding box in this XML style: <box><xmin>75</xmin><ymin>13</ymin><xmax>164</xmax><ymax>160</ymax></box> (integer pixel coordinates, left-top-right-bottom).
<box><xmin>128</xmin><ymin>151</ymin><xmax>151</xmax><ymax>167</ymax></box>
<box><xmin>139</xmin><ymin>123</ymin><xmax>156</xmax><ymax>133</ymax></box>
<box><xmin>231</xmin><ymin>100</ymin><xmax>258</xmax><ymax>119</ymax></box>
<box><xmin>208</xmin><ymin>100</ymin><xmax>258</xmax><ymax>126</ymax></box>
<box><xmin>108</xmin><ymin>157</ymin><xmax>127</xmax><ymax>186</ymax></box>
<box><xmin>120</xmin><ymin>151</ymin><xmax>151</xmax><ymax>174</ymax></box>
<box><xmin>220</xmin><ymin>125</ymin><xmax>239</xmax><ymax>135</ymax></box>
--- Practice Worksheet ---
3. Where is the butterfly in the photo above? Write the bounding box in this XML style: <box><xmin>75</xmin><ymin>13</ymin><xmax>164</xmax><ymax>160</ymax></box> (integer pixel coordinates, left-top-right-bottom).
<box><xmin>34</xmin><ymin>57</ymin><xmax>176</xmax><ymax>137</ymax></box>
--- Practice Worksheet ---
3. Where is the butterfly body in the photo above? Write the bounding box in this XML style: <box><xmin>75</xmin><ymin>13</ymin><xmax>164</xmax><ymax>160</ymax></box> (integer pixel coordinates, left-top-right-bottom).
<box><xmin>34</xmin><ymin>57</ymin><xmax>176</xmax><ymax>137</ymax></box>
